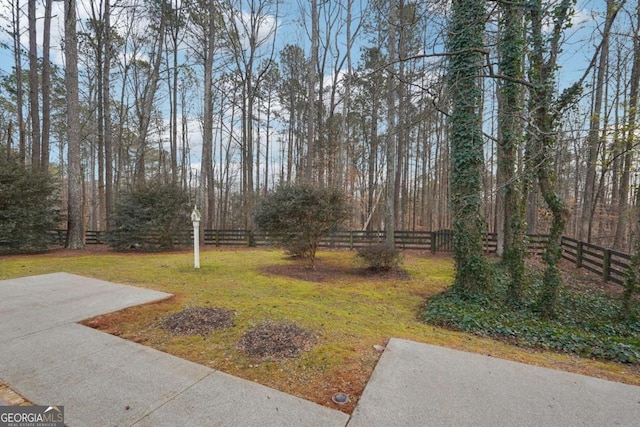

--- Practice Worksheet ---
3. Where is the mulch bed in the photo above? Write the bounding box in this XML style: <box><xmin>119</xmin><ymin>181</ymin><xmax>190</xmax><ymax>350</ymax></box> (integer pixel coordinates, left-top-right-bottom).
<box><xmin>262</xmin><ymin>262</ymin><xmax>409</xmax><ymax>283</ymax></box>
<box><xmin>238</xmin><ymin>321</ymin><xmax>316</xmax><ymax>360</ymax></box>
<box><xmin>160</xmin><ymin>307</ymin><xmax>234</xmax><ymax>336</ymax></box>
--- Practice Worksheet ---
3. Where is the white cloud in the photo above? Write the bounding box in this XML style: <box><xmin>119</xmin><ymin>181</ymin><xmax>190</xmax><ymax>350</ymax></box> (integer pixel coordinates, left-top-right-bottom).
<box><xmin>226</xmin><ymin>6</ymin><xmax>279</xmax><ymax>52</ymax></box>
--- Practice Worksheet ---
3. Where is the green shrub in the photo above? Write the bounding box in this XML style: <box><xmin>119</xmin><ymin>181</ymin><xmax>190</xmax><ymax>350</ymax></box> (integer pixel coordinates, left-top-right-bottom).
<box><xmin>0</xmin><ymin>157</ymin><xmax>61</xmax><ymax>254</ymax></box>
<box><xmin>106</xmin><ymin>182</ymin><xmax>191</xmax><ymax>251</ymax></box>
<box><xmin>254</xmin><ymin>184</ymin><xmax>349</xmax><ymax>268</ymax></box>
<box><xmin>356</xmin><ymin>243</ymin><xmax>403</xmax><ymax>271</ymax></box>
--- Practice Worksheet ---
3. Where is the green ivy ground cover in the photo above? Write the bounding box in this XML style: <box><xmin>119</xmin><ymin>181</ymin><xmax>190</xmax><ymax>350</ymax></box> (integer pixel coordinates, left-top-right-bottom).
<box><xmin>423</xmin><ymin>262</ymin><xmax>640</xmax><ymax>363</ymax></box>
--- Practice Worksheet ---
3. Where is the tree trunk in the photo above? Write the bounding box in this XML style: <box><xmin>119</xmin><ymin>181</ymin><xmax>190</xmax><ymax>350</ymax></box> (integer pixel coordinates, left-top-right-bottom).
<box><xmin>305</xmin><ymin>0</ymin><xmax>319</xmax><ymax>182</ymax></box>
<box><xmin>104</xmin><ymin>0</ymin><xmax>114</xmax><ymax>230</ymax></box>
<box><xmin>580</xmin><ymin>0</ymin><xmax>620</xmax><ymax>242</ymax></box>
<box><xmin>614</xmin><ymin>3</ymin><xmax>640</xmax><ymax>251</ymax></box>
<box><xmin>170</xmin><ymin>4</ymin><xmax>180</xmax><ymax>185</ymax></box>
<box><xmin>12</xmin><ymin>0</ymin><xmax>26</xmax><ymax>166</ymax></box>
<box><xmin>65</xmin><ymin>0</ymin><xmax>84</xmax><ymax>249</ymax></box>
<box><xmin>527</xmin><ymin>0</ymin><xmax>574</xmax><ymax>318</ymax></box>
<box><xmin>621</xmin><ymin>176</ymin><xmax>640</xmax><ymax>318</ymax></box>
<box><xmin>28</xmin><ymin>0</ymin><xmax>40</xmax><ymax>171</ymax></box>
<box><xmin>447</xmin><ymin>0</ymin><xmax>489</xmax><ymax>294</ymax></box>
<box><xmin>201</xmin><ymin>0</ymin><xmax>215</xmax><ymax>229</ymax></box>
<box><xmin>134</xmin><ymin>12</ymin><xmax>166</xmax><ymax>186</ymax></box>
<box><xmin>41</xmin><ymin>0</ymin><xmax>53</xmax><ymax>173</ymax></box>
<box><xmin>386</xmin><ymin>0</ymin><xmax>398</xmax><ymax>245</ymax></box>
<box><xmin>498</xmin><ymin>0</ymin><xmax>526</xmax><ymax>304</ymax></box>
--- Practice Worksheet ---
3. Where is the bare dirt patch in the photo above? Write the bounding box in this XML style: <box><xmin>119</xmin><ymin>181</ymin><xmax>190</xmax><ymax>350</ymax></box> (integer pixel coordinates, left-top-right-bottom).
<box><xmin>238</xmin><ymin>321</ymin><xmax>316</xmax><ymax>360</ymax></box>
<box><xmin>160</xmin><ymin>307</ymin><xmax>235</xmax><ymax>336</ymax></box>
<box><xmin>262</xmin><ymin>258</ymin><xmax>408</xmax><ymax>283</ymax></box>
<box><xmin>262</xmin><ymin>261</ymin><xmax>354</xmax><ymax>283</ymax></box>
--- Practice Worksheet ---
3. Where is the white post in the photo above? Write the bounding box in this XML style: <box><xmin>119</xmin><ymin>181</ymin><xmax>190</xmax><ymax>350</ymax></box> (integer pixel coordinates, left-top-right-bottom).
<box><xmin>191</xmin><ymin>206</ymin><xmax>201</xmax><ymax>269</ymax></box>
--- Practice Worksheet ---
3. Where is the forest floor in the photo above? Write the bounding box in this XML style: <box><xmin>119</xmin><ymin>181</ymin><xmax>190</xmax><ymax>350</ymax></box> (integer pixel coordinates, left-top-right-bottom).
<box><xmin>1</xmin><ymin>247</ymin><xmax>639</xmax><ymax>414</ymax></box>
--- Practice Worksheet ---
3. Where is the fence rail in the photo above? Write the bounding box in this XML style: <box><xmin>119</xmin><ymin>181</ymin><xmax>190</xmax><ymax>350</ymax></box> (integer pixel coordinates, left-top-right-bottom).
<box><xmin>50</xmin><ymin>229</ymin><xmax>633</xmax><ymax>286</ymax></box>
<box><xmin>560</xmin><ymin>236</ymin><xmax>631</xmax><ymax>286</ymax></box>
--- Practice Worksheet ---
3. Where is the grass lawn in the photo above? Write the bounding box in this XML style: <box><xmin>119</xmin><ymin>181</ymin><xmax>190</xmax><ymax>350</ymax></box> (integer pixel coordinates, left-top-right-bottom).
<box><xmin>1</xmin><ymin>247</ymin><xmax>639</xmax><ymax>413</ymax></box>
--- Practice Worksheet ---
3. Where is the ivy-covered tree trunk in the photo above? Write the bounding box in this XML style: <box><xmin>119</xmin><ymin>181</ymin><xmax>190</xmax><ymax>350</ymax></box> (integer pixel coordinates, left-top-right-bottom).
<box><xmin>447</xmin><ymin>0</ymin><xmax>489</xmax><ymax>294</ymax></box>
<box><xmin>498</xmin><ymin>0</ymin><xmax>526</xmax><ymax>305</ymax></box>
<box><xmin>526</xmin><ymin>0</ymin><xmax>574</xmax><ymax>318</ymax></box>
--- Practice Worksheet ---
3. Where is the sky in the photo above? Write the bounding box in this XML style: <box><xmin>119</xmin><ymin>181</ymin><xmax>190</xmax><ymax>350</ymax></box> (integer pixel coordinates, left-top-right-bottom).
<box><xmin>0</xmin><ymin>0</ymin><xmax>608</xmax><ymax>86</ymax></box>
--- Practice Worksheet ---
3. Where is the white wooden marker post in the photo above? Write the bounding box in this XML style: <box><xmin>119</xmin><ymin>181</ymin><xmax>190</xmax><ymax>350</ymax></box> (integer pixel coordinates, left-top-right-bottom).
<box><xmin>191</xmin><ymin>206</ymin><xmax>201</xmax><ymax>269</ymax></box>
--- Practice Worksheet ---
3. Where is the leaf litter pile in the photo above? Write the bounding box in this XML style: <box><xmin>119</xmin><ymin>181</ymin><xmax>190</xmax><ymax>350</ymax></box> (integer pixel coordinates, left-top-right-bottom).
<box><xmin>160</xmin><ymin>307</ymin><xmax>234</xmax><ymax>336</ymax></box>
<box><xmin>239</xmin><ymin>321</ymin><xmax>316</xmax><ymax>360</ymax></box>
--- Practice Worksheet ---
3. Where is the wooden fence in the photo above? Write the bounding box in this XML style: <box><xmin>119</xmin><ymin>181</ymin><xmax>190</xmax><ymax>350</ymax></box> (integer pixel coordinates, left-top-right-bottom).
<box><xmin>201</xmin><ymin>229</ymin><xmax>455</xmax><ymax>251</ymax></box>
<box><xmin>51</xmin><ymin>228</ymin><xmax>472</xmax><ymax>251</ymax></box>
<box><xmin>52</xmin><ymin>228</ymin><xmax>544</xmax><ymax>253</ymax></box>
<box><xmin>560</xmin><ymin>236</ymin><xmax>632</xmax><ymax>286</ymax></box>
<box><xmin>202</xmin><ymin>229</ymin><xmax>548</xmax><ymax>254</ymax></box>
<box><xmin>50</xmin><ymin>229</ymin><xmax>633</xmax><ymax>286</ymax></box>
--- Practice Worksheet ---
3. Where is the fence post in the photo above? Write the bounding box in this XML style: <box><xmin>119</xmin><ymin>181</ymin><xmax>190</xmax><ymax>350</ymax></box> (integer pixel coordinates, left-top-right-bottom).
<box><xmin>603</xmin><ymin>249</ymin><xmax>611</xmax><ymax>282</ymax></box>
<box><xmin>576</xmin><ymin>241</ymin><xmax>583</xmax><ymax>268</ymax></box>
<box><xmin>431</xmin><ymin>231</ymin><xmax>436</xmax><ymax>254</ymax></box>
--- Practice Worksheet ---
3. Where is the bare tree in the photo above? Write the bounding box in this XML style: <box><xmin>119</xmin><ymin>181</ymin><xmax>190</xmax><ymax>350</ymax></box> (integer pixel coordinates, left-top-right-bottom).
<box><xmin>9</xmin><ymin>0</ymin><xmax>27</xmax><ymax>166</ymax></box>
<box><xmin>305</xmin><ymin>0</ymin><xmax>319</xmax><ymax>182</ymax></box>
<box><xmin>133</xmin><ymin>1</ymin><xmax>167</xmax><ymax>185</ymax></box>
<box><xmin>614</xmin><ymin>3</ymin><xmax>640</xmax><ymax>251</ymax></box>
<box><xmin>580</xmin><ymin>0</ymin><xmax>624</xmax><ymax>243</ymax></box>
<box><xmin>224</xmin><ymin>0</ymin><xmax>280</xmax><ymax>225</ymax></box>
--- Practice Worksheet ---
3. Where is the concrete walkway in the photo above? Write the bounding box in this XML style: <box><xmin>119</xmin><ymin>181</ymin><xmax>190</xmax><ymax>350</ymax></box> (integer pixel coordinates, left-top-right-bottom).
<box><xmin>349</xmin><ymin>339</ymin><xmax>640</xmax><ymax>426</ymax></box>
<box><xmin>1</xmin><ymin>273</ymin><xmax>640</xmax><ymax>426</ymax></box>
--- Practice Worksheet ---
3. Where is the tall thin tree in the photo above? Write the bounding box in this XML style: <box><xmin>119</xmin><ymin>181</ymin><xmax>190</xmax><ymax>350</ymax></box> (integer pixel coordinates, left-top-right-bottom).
<box><xmin>65</xmin><ymin>0</ymin><xmax>84</xmax><ymax>249</ymax></box>
<box><xmin>580</xmin><ymin>0</ymin><xmax>623</xmax><ymax>243</ymax></box>
<box><xmin>614</xmin><ymin>2</ymin><xmax>640</xmax><ymax>251</ymax></box>
<box><xmin>385</xmin><ymin>0</ymin><xmax>397</xmax><ymax>245</ymax></box>
<box><xmin>41</xmin><ymin>0</ymin><xmax>53</xmax><ymax>173</ymax></box>
<box><xmin>28</xmin><ymin>0</ymin><xmax>40</xmax><ymax>170</ymax></box>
